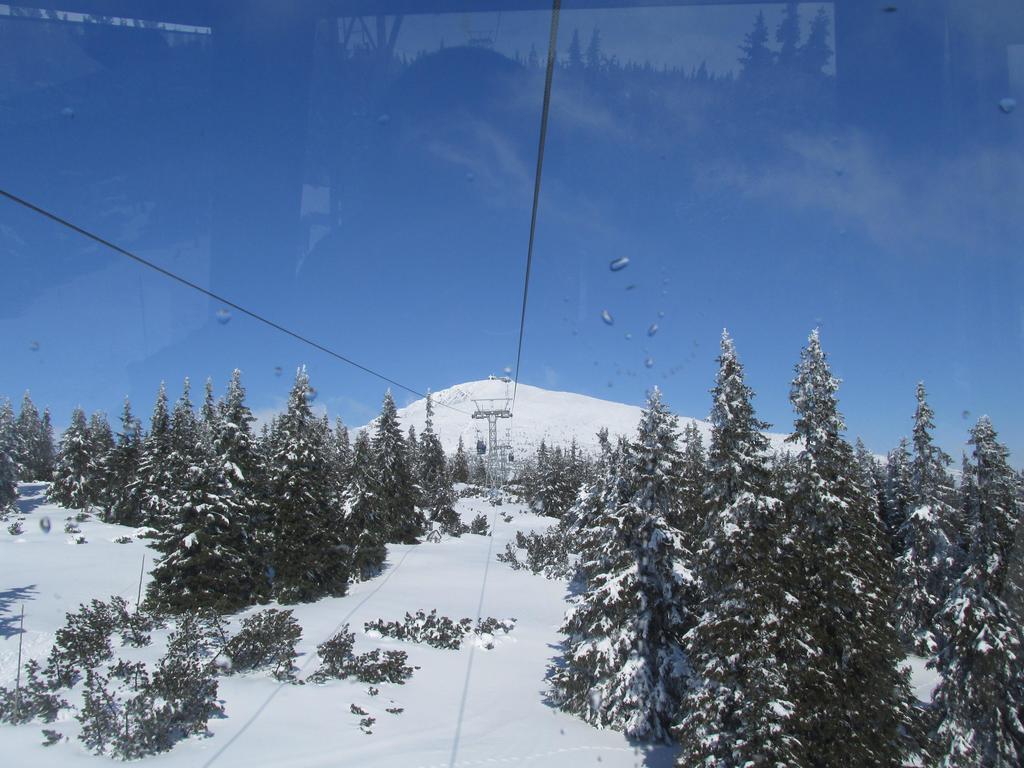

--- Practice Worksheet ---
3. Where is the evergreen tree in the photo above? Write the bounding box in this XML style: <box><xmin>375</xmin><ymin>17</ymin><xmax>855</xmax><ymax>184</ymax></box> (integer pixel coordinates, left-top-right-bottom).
<box><xmin>104</xmin><ymin>398</ymin><xmax>144</xmax><ymax>526</ymax></box>
<box><xmin>585</xmin><ymin>27</ymin><xmax>602</xmax><ymax>71</ymax></box>
<box><xmin>0</xmin><ymin>400</ymin><xmax>18</xmax><ymax>511</ymax></box>
<box><xmin>797</xmin><ymin>7</ymin><xmax>832</xmax><ymax>76</ymax></box>
<box><xmin>84</xmin><ymin>411</ymin><xmax>115</xmax><ymax>510</ymax></box>
<box><xmin>136</xmin><ymin>383</ymin><xmax>175</xmax><ymax>530</ymax></box>
<box><xmin>896</xmin><ymin>382</ymin><xmax>960</xmax><ymax>652</ymax></box>
<box><xmin>785</xmin><ymin>330</ymin><xmax>915</xmax><ymax>767</ymax></box>
<box><xmin>855</xmin><ymin>438</ymin><xmax>888</xmax><ymax>528</ymax></box>
<box><xmin>567</xmin><ymin>28</ymin><xmax>583</xmax><ymax>71</ymax></box>
<box><xmin>50</xmin><ymin>408</ymin><xmax>93</xmax><ymax>510</ymax></box>
<box><xmin>372</xmin><ymin>391</ymin><xmax>422</xmax><ymax>544</ymax></box>
<box><xmin>333</xmin><ymin>418</ymin><xmax>352</xmax><ymax>488</ymax></box>
<box><xmin>418</xmin><ymin>393</ymin><xmax>458</xmax><ymax>533</ymax></box>
<box><xmin>931</xmin><ymin>416</ymin><xmax>1024</xmax><ymax>767</ymax></box>
<box><xmin>738</xmin><ymin>11</ymin><xmax>772</xmax><ymax>80</ymax></box>
<box><xmin>265</xmin><ymin>368</ymin><xmax>349</xmax><ymax>603</ymax></box>
<box><xmin>884</xmin><ymin>437</ymin><xmax>914</xmax><ymax>542</ymax></box>
<box><xmin>342</xmin><ymin>431</ymin><xmax>387</xmax><ymax>581</ymax></box>
<box><xmin>551</xmin><ymin>388</ymin><xmax>690</xmax><ymax>741</ymax></box>
<box><xmin>16</xmin><ymin>392</ymin><xmax>53</xmax><ymax>480</ymax></box>
<box><xmin>676</xmin><ymin>423</ymin><xmax>708</xmax><ymax>548</ymax></box>
<box><xmin>775</xmin><ymin>2</ymin><xmax>801</xmax><ymax>68</ymax></box>
<box><xmin>200</xmin><ymin>378</ymin><xmax>217</xmax><ymax>442</ymax></box>
<box><xmin>451</xmin><ymin>436</ymin><xmax>470</xmax><ymax>484</ymax></box>
<box><xmin>675</xmin><ymin>330</ymin><xmax>802</xmax><ymax>766</ymax></box>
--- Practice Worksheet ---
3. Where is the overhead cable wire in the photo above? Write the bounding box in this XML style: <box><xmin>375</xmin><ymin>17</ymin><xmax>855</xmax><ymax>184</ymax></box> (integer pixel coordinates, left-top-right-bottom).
<box><xmin>510</xmin><ymin>0</ymin><xmax>561</xmax><ymax>414</ymax></box>
<box><xmin>0</xmin><ymin>188</ymin><xmax>470</xmax><ymax>416</ymax></box>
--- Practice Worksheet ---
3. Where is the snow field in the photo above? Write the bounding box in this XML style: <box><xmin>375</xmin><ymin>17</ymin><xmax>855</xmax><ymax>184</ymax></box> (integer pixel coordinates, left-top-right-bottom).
<box><xmin>2</xmin><ymin>485</ymin><xmax>675</xmax><ymax>767</ymax></box>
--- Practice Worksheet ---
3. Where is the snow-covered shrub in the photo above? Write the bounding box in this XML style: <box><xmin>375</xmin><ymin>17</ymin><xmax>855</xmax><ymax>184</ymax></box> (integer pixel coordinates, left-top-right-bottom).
<box><xmin>467</xmin><ymin>513</ymin><xmax>490</xmax><ymax>535</ymax></box>
<box><xmin>223</xmin><ymin>609</ymin><xmax>301</xmax><ymax>681</ymax></box>
<box><xmin>0</xmin><ymin>660</ymin><xmax>66</xmax><ymax>724</ymax></box>
<box><xmin>310</xmin><ymin>625</ymin><xmax>415</xmax><ymax>685</ymax></box>
<box><xmin>364</xmin><ymin>609</ymin><xmax>514</xmax><ymax>650</ymax></box>
<box><xmin>46</xmin><ymin>600</ymin><xmax>118</xmax><ymax>688</ymax></box>
<box><xmin>63</xmin><ymin>521</ymin><xmax>80</xmax><ymax>534</ymax></box>
<box><xmin>7</xmin><ymin>520</ymin><xmax>23</xmax><ymax>535</ymax></box>
<box><xmin>496</xmin><ymin>528</ymin><xmax>573</xmax><ymax>579</ymax></box>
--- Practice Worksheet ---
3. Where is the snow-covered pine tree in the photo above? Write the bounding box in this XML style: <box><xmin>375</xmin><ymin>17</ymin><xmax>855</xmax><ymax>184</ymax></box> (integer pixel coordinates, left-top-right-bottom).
<box><xmin>342</xmin><ymin>431</ymin><xmax>387</xmax><ymax>581</ymax></box>
<box><xmin>103</xmin><ymin>398</ymin><xmax>144</xmax><ymax>526</ymax></box>
<box><xmin>136</xmin><ymin>383</ymin><xmax>175</xmax><ymax>530</ymax></box>
<box><xmin>676</xmin><ymin>422</ymin><xmax>708</xmax><ymax>549</ymax></box>
<box><xmin>214</xmin><ymin>369</ymin><xmax>266</xmax><ymax>597</ymax></box>
<box><xmin>265</xmin><ymin>368</ymin><xmax>349</xmax><ymax>603</ymax></box>
<box><xmin>333</xmin><ymin>417</ymin><xmax>352</xmax><ymax>489</ymax></box>
<box><xmin>146</xmin><ymin>419</ymin><xmax>255</xmax><ymax>613</ymax></box>
<box><xmin>418</xmin><ymin>393</ymin><xmax>458</xmax><ymax>533</ymax></box>
<box><xmin>200</xmin><ymin>378</ymin><xmax>217</xmax><ymax>438</ymax></box>
<box><xmin>855</xmin><ymin>437</ymin><xmax>888</xmax><ymax>528</ymax></box>
<box><xmin>16</xmin><ymin>392</ymin><xmax>53</xmax><ymax>481</ymax></box>
<box><xmin>50</xmin><ymin>408</ymin><xmax>93</xmax><ymax>510</ymax></box>
<box><xmin>372</xmin><ymin>390</ymin><xmax>422</xmax><ymax>544</ymax></box>
<box><xmin>675</xmin><ymin>330</ymin><xmax>803</xmax><ymax>766</ymax></box>
<box><xmin>451</xmin><ymin>436</ymin><xmax>470</xmax><ymax>484</ymax></box>
<box><xmin>84</xmin><ymin>411</ymin><xmax>115</xmax><ymax>511</ymax></box>
<box><xmin>884</xmin><ymin>437</ymin><xmax>913</xmax><ymax>544</ymax></box>
<box><xmin>38</xmin><ymin>408</ymin><xmax>56</xmax><ymax>481</ymax></box>
<box><xmin>931</xmin><ymin>416</ymin><xmax>1024</xmax><ymax>767</ymax></box>
<box><xmin>895</xmin><ymin>382</ymin><xmax>961</xmax><ymax>653</ymax></box>
<box><xmin>784</xmin><ymin>330</ymin><xmax>915</xmax><ymax>767</ymax></box>
<box><xmin>0</xmin><ymin>400</ymin><xmax>18</xmax><ymax>511</ymax></box>
<box><xmin>550</xmin><ymin>388</ymin><xmax>690</xmax><ymax>741</ymax></box>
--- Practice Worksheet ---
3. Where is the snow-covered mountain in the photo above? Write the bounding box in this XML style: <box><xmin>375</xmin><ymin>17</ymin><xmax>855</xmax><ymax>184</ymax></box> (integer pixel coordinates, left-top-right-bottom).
<box><xmin>357</xmin><ymin>378</ymin><xmax>791</xmax><ymax>457</ymax></box>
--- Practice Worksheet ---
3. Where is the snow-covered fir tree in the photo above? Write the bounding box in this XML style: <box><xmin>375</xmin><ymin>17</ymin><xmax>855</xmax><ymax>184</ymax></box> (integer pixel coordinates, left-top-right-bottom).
<box><xmin>418</xmin><ymin>393</ymin><xmax>458</xmax><ymax>533</ymax></box>
<box><xmin>550</xmin><ymin>388</ymin><xmax>691</xmax><ymax>741</ymax></box>
<box><xmin>784</xmin><ymin>330</ymin><xmax>916</xmax><ymax>767</ymax></box>
<box><xmin>931</xmin><ymin>416</ymin><xmax>1024</xmax><ymax>767</ymax></box>
<box><xmin>451</xmin><ymin>435</ymin><xmax>470</xmax><ymax>484</ymax></box>
<box><xmin>212</xmin><ymin>369</ymin><xmax>266</xmax><ymax>596</ymax></box>
<box><xmin>264</xmin><ymin>368</ymin><xmax>349</xmax><ymax>603</ymax></box>
<box><xmin>16</xmin><ymin>392</ymin><xmax>54</xmax><ymax>481</ymax></box>
<box><xmin>675</xmin><ymin>330</ymin><xmax>803</xmax><ymax>766</ymax></box>
<box><xmin>84</xmin><ymin>411</ymin><xmax>115</xmax><ymax>511</ymax></box>
<box><xmin>103</xmin><ymin>398</ymin><xmax>144</xmax><ymax>526</ymax></box>
<box><xmin>895</xmin><ymin>382</ymin><xmax>961</xmax><ymax>652</ymax></box>
<box><xmin>372</xmin><ymin>390</ymin><xmax>422</xmax><ymax>544</ymax></box>
<box><xmin>136</xmin><ymin>383</ymin><xmax>175</xmax><ymax>529</ymax></box>
<box><xmin>884</xmin><ymin>437</ymin><xmax>913</xmax><ymax>543</ymax></box>
<box><xmin>146</xmin><ymin>417</ymin><xmax>255</xmax><ymax>614</ymax></box>
<box><xmin>0</xmin><ymin>400</ymin><xmax>18</xmax><ymax>511</ymax></box>
<box><xmin>855</xmin><ymin>437</ymin><xmax>888</xmax><ymax>529</ymax></box>
<box><xmin>50</xmin><ymin>407</ymin><xmax>93</xmax><ymax>510</ymax></box>
<box><xmin>676</xmin><ymin>422</ymin><xmax>708</xmax><ymax>548</ymax></box>
<box><xmin>333</xmin><ymin>417</ymin><xmax>352</xmax><ymax>489</ymax></box>
<box><xmin>342</xmin><ymin>430</ymin><xmax>388</xmax><ymax>581</ymax></box>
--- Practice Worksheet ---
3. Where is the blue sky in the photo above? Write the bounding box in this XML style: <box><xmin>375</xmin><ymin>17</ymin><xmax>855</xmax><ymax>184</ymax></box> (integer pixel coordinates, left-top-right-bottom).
<box><xmin>2</xmin><ymin>1</ymin><xmax>1023</xmax><ymax>464</ymax></box>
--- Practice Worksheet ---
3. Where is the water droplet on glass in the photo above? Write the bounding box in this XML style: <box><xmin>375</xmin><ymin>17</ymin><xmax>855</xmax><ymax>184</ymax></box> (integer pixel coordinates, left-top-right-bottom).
<box><xmin>307</xmin><ymin>387</ymin><xmax>318</xmax><ymax>402</ymax></box>
<box><xmin>882</xmin><ymin>4</ymin><xmax>897</xmax><ymax>12</ymax></box>
<box><xmin>625</xmin><ymin>284</ymin><xmax>637</xmax><ymax>291</ymax></box>
<box><xmin>29</xmin><ymin>340</ymin><xmax>40</xmax><ymax>352</ymax></box>
<box><xmin>215</xmin><ymin>308</ymin><xmax>231</xmax><ymax>325</ymax></box>
<box><xmin>600</xmin><ymin>310</ymin><xmax>614</xmax><ymax>325</ymax></box>
<box><xmin>39</xmin><ymin>517</ymin><xmax>51</xmax><ymax>533</ymax></box>
<box><xmin>961</xmin><ymin>409</ymin><xmax>971</xmax><ymax>420</ymax></box>
<box><xmin>834</xmin><ymin>168</ymin><xmax>845</xmax><ymax>177</ymax></box>
<box><xmin>657</xmin><ymin>310</ymin><xmax>665</xmax><ymax>318</ymax></box>
<box><xmin>609</xmin><ymin>256</ymin><xmax>630</xmax><ymax>272</ymax></box>
<box><xmin>377</xmin><ymin>113</ymin><xmax>391</xmax><ymax>126</ymax></box>
<box><xmin>465</xmin><ymin>171</ymin><xmax>476</xmax><ymax>182</ymax></box>
<box><xmin>644</xmin><ymin>357</ymin><xmax>654</xmax><ymax>368</ymax></box>
<box><xmin>624</xmin><ymin>332</ymin><xmax>632</xmax><ymax>340</ymax></box>
<box><xmin>998</xmin><ymin>97</ymin><xmax>1016</xmax><ymax>114</ymax></box>
<box><xmin>274</xmin><ymin>366</ymin><xmax>283</xmax><ymax>377</ymax></box>
<box><xmin>647</xmin><ymin>323</ymin><xmax>658</xmax><ymax>337</ymax></box>
<box><xmin>61</xmin><ymin>106</ymin><xmax>75</xmax><ymax>118</ymax></box>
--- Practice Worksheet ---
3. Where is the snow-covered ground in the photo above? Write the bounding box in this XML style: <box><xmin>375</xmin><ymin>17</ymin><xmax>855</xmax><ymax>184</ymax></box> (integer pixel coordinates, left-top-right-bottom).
<box><xmin>1</xmin><ymin>483</ymin><xmax>676</xmax><ymax>767</ymax></box>
<box><xmin>364</xmin><ymin>379</ymin><xmax>792</xmax><ymax>457</ymax></box>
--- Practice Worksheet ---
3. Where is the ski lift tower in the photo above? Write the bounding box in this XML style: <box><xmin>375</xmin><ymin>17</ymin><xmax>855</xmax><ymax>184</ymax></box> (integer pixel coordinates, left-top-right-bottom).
<box><xmin>472</xmin><ymin>376</ymin><xmax>513</xmax><ymax>493</ymax></box>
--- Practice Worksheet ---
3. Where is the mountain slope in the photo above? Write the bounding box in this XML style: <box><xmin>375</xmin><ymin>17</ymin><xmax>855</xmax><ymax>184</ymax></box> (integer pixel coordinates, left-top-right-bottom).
<box><xmin>358</xmin><ymin>379</ymin><xmax>791</xmax><ymax>457</ymax></box>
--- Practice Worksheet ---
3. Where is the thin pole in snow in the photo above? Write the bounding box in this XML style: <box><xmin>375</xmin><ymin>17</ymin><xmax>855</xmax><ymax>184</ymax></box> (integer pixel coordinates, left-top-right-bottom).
<box><xmin>136</xmin><ymin>554</ymin><xmax>146</xmax><ymax>610</ymax></box>
<box><xmin>14</xmin><ymin>604</ymin><xmax>25</xmax><ymax>720</ymax></box>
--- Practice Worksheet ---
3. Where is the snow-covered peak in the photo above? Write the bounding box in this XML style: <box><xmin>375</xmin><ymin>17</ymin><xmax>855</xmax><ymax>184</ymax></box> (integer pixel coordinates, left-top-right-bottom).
<box><xmin>357</xmin><ymin>379</ymin><xmax>791</xmax><ymax>458</ymax></box>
